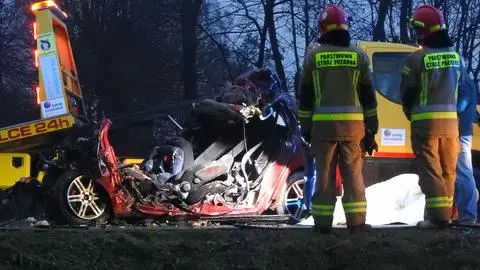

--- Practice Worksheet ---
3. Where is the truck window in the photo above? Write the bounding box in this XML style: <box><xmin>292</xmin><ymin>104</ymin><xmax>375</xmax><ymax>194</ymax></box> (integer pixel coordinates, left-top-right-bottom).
<box><xmin>372</xmin><ymin>52</ymin><xmax>412</xmax><ymax>104</ymax></box>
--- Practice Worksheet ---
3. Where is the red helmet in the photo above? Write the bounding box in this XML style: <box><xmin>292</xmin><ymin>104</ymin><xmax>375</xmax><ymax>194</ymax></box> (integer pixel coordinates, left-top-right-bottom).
<box><xmin>408</xmin><ymin>5</ymin><xmax>446</xmax><ymax>39</ymax></box>
<box><xmin>318</xmin><ymin>5</ymin><xmax>349</xmax><ymax>35</ymax></box>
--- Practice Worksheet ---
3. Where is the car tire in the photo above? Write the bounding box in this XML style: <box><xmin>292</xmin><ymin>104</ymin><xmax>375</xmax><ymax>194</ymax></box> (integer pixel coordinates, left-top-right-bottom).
<box><xmin>50</xmin><ymin>171</ymin><xmax>111</xmax><ymax>225</ymax></box>
<box><xmin>276</xmin><ymin>171</ymin><xmax>307</xmax><ymax>224</ymax></box>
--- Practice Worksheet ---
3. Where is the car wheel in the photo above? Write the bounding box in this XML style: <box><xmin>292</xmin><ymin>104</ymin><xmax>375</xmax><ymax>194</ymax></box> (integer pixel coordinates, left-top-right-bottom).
<box><xmin>51</xmin><ymin>171</ymin><xmax>111</xmax><ymax>225</ymax></box>
<box><xmin>276</xmin><ymin>171</ymin><xmax>307</xmax><ymax>224</ymax></box>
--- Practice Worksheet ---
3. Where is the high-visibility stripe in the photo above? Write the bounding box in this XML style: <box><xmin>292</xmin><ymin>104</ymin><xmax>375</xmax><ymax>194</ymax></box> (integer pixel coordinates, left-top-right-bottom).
<box><xmin>427</xmin><ymin>203</ymin><xmax>453</xmax><ymax>208</ymax></box>
<box><xmin>343</xmin><ymin>202</ymin><xmax>367</xmax><ymax>207</ymax></box>
<box><xmin>353</xmin><ymin>70</ymin><xmax>360</xmax><ymax>107</ymax></box>
<box><xmin>429</xmin><ymin>24</ymin><xmax>445</xmax><ymax>31</ymax></box>
<box><xmin>326</xmin><ymin>23</ymin><xmax>348</xmax><ymax>31</ymax></box>
<box><xmin>402</xmin><ymin>66</ymin><xmax>411</xmax><ymax>75</ymax></box>
<box><xmin>420</xmin><ymin>72</ymin><xmax>428</xmax><ymax>106</ymax></box>
<box><xmin>343</xmin><ymin>201</ymin><xmax>367</xmax><ymax>214</ymax></box>
<box><xmin>409</xmin><ymin>19</ymin><xmax>445</xmax><ymax>32</ymax></box>
<box><xmin>426</xmin><ymin>197</ymin><xmax>453</xmax><ymax>203</ymax></box>
<box><xmin>344</xmin><ymin>207</ymin><xmax>367</xmax><ymax>213</ymax></box>
<box><xmin>298</xmin><ymin>110</ymin><xmax>313</xmax><ymax>118</ymax></box>
<box><xmin>312</xmin><ymin>209</ymin><xmax>335</xmax><ymax>216</ymax></box>
<box><xmin>411</xmin><ymin>104</ymin><xmax>456</xmax><ymax>113</ymax></box>
<box><xmin>314</xmin><ymin>106</ymin><xmax>363</xmax><ymax>113</ymax></box>
<box><xmin>411</xmin><ymin>112</ymin><xmax>457</xmax><ymax>121</ymax></box>
<box><xmin>426</xmin><ymin>196</ymin><xmax>453</xmax><ymax>208</ymax></box>
<box><xmin>364</xmin><ymin>108</ymin><xmax>377</xmax><ymax>117</ymax></box>
<box><xmin>312</xmin><ymin>204</ymin><xmax>335</xmax><ymax>210</ymax></box>
<box><xmin>312</xmin><ymin>70</ymin><xmax>321</xmax><ymax>106</ymax></box>
<box><xmin>312</xmin><ymin>204</ymin><xmax>335</xmax><ymax>216</ymax></box>
<box><xmin>312</xmin><ymin>113</ymin><xmax>364</xmax><ymax>121</ymax></box>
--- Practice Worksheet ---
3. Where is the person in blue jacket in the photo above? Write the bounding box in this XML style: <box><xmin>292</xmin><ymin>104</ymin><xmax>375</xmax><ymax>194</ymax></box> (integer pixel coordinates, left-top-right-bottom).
<box><xmin>455</xmin><ymin>63</ymin><xmax>478</xmax><ymax>224</ymax></box>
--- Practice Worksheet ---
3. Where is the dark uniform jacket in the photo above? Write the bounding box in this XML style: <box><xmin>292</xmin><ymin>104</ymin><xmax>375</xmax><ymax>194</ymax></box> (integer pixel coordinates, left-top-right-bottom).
<box><xmin>298</xmin><ymin>38</ymin><xmax>378</xmax><ymax>141</ymax></box>
<box><xmin>400</xmin><ymin>47</ymin><xmax>462</xmax><ymax>138</ymax></box>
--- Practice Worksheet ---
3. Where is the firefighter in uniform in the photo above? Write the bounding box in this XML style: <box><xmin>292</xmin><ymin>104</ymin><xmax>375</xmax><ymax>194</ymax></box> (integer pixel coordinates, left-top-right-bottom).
<box><xmin>401</xmin><ymin>5</ymin><xmax>462</xmax><ymax>229</ymax></box>
<box><xmin>298</xmin><ymin>5</ymin><xmax>379</xmax><ymax>234</ymax></box>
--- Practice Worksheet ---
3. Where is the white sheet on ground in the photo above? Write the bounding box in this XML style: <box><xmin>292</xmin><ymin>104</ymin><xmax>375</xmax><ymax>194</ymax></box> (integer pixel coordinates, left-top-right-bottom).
<box><xmin>298</xmin><ymin>174</ymin><xmax>426</xmax><ymax>226</ymax></box>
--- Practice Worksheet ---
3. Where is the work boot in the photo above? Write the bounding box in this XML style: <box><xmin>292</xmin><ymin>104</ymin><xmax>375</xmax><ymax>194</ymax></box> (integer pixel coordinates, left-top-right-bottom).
<box><xmin>348</xmin><ymin>224</ymin><xmax>372</xmax><ymax>234</ymax></box>
<box><xmin>417</xmin><ymin>219</ymin><xmax>449</xmax><ymax>230</ymax></box>
<box><xmin>314</xmin><ymin>226</ymin><xmax>332</xmax><ymax>234</ymax></box>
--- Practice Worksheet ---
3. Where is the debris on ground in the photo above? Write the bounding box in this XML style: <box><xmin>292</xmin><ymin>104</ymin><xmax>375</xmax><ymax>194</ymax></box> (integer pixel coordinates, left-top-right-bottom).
<box><xmin>33</xmin><ymin>220</ymin><xmax>50</xmax><ymax>228</ymax></box>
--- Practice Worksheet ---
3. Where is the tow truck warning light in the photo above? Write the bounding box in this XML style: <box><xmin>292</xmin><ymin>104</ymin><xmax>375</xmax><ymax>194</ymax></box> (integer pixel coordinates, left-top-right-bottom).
<box><xmin>31</xmin><ymin>1</ymin><xmax>68</xmax><ymax>18</ymax></box>
<box><xmin>31</xmin><ymin>1</ymin><xmax>58</xmax><ymax>12</ymax></box>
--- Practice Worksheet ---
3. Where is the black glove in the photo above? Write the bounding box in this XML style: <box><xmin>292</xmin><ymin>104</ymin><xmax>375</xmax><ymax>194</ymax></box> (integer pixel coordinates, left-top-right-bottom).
<box><xmin>361</xmin><ymin>133</ymin><xmax>378</xmax><ymax>156</ymax></box>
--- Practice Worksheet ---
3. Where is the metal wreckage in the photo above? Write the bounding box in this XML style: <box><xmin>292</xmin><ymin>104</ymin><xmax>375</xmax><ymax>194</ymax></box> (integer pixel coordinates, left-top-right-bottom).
<box><xmin>0</xmin><ymin>72</ymin><xmax>306</xmax><ymax>227</ymax></box>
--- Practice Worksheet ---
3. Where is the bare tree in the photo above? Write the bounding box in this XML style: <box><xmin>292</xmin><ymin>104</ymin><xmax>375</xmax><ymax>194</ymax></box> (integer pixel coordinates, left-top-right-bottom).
<box><xmin>265</xmin><ymin>0</ymin><xmax>287</xmax><ymax>89</ymax></box>
<box><xmin>373</xmin><ymin>0</ymin><xmax>392</xmax><ymax>41</ymax></box>
<box><xmin>399</xmin><ymin>0</ymin><xmax>412</xmax><ymax>44</ymax></box>
<box><xmin>181</xmin><ymin>0</ymin><xmax>203</xmax><ymax>100</ymax></box>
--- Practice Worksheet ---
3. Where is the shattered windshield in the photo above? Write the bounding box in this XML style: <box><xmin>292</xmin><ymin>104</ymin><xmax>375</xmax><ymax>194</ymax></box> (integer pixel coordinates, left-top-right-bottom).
<box><xmin>372</xmin><ymin>52</ymin><xmax>412</xmax><ymax>104</ymax></box>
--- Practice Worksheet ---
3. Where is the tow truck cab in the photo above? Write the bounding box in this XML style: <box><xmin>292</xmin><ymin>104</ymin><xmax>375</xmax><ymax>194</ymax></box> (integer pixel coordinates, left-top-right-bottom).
<box><xmin>357</xmin><ymin>41</ymin><xmax>480</xmax><ymax>187</ymax></box>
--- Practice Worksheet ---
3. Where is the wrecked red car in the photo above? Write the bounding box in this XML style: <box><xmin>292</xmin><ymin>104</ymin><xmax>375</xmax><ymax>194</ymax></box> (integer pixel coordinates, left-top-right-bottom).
<box><xmin>42</xmin><ymin>69</ymin><xmax>307</xmax><ymax>225</ymax></box>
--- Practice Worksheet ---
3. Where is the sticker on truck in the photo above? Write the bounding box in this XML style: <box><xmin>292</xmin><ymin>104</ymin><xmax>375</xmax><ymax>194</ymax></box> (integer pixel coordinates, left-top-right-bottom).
<box><xmin>41</xmin><ymin>98</ymin><xmax>67</xmax><ymax>118</ymax></box>
<box><xmin>0</xmin><ymin>115</ymin><xmax>75</xmax><ymax>143</ymax></box>
<box><xmin>381</xmin><ymin>128</ymin><xmax>406</xmax><ymax>146</ymax></box>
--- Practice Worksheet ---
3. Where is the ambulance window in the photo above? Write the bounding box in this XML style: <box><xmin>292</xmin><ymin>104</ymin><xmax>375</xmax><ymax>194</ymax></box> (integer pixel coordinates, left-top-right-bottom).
<box><xmin>372</xmin><ymin>52</ymin><xmax>411</xmax><ymax>104</ymax></box>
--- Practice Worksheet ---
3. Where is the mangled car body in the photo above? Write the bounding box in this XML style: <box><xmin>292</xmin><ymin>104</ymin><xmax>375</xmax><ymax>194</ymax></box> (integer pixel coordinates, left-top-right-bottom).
<box><xmin>41</xmin><ymin>69</ymin><xmax>306</xmax><ymax>225</ymax></box>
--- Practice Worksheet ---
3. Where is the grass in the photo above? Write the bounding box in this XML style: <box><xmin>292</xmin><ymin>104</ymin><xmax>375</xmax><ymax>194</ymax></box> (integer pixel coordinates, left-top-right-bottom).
<box><xmin>0</xmin><ymin>228</ymin><xmax>480</xmax><ymax>270</ymax></box>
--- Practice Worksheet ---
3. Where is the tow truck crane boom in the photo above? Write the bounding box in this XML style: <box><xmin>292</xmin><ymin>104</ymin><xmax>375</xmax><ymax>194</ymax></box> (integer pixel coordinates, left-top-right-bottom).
<box><xmin>0</xmin><ymin>1</ymin><xmax>87</xmax><ymax>188</ymax></box>
<box><xmin>0</xmin><ymin>1</ymin><xmax>87</xmax><ymax>154</ymax></box>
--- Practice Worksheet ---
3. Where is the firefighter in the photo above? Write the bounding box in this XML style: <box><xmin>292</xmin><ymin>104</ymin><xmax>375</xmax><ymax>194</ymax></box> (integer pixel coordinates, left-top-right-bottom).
<box><xmin>298</xmin><ymin>4</ymin><xmax>378</xmax><ymax>234</ymax></box>
<box><xmin>401</xmin><ymin>5</ymin><xmax>462</xmax><ymax>229</ymax></box>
